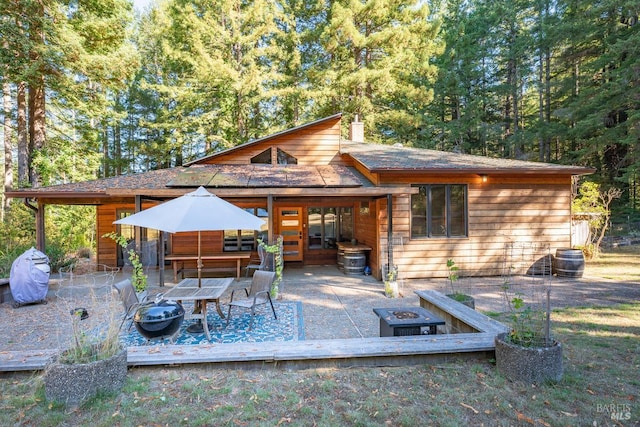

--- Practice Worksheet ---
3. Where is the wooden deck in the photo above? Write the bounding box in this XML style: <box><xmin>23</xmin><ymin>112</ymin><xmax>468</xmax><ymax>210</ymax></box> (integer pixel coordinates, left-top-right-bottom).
<box><xmin>0</xmin><ymin>290</ymin><xmax>508</xmax><ymax>372</ymax></box>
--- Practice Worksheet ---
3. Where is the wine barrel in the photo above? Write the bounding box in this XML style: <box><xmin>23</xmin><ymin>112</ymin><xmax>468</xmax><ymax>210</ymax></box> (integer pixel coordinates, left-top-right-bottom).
<box><xmin>337</xmin><ymin>249</ymin><xmax>345</xmax><ymax>272</ymax></box>
<box><xmin>343</xmin><ymin>252</ymin><xmax>366</xmax><ymax>275</ymax></box>
<box><xmin>554</xmin><ymin>248</ymin><xmax>585</xmax><ymax>278</ymax></box>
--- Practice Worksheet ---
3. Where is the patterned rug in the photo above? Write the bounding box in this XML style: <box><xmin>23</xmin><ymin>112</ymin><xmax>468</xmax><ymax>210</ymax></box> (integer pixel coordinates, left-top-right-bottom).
<box><xmin>120</xmin><ymin>301</ymin><xmax>304</xmax><ymax>346</ymax></box>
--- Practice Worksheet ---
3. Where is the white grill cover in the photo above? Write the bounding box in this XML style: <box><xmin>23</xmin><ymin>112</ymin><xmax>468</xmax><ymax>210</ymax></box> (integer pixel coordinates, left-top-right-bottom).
<box><xmin>9</xmin><ymin>247</ymin><xmax>50</xmax><ymax>304</ymax></box>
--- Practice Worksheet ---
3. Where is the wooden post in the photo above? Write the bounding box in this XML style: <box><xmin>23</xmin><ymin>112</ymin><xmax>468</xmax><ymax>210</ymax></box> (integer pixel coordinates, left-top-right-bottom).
<box><xmin>267</xmin><ymin>194</ymin><xmax>273</xmax><ymax>243</ymax></box>
<box><xmin>159</xmin><ymin>231</ymin><xmax>166</xmax><ymax>286</ymax></box>
<box><xmin>134</xmin><ymin>195</ymin><xmax>142</xmax><ymax>253</ymax></box>
<box><xmin>24</xmin><ymin>199</ymin><xmax>45</xmax><ymax>252</ymax></box>
<box><xmin>387</xmin><ymin>194</ymin><xmax>393</xmax><ymax>271</ymax></box>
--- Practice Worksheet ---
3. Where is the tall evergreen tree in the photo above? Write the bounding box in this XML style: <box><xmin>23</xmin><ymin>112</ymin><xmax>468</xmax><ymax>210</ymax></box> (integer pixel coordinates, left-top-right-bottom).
<box><xmin>315</xmin><ymin>0</ymin><xmax>441</xmax><ymax>143</ymax></box>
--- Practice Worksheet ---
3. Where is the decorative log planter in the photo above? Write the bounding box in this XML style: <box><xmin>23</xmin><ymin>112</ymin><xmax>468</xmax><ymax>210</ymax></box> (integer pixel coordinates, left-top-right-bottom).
<box><xmin>494</xmin><ymin>333</ymin><xmax>563</xmax><ymax>384</ymax></box>
<box><xmin>44</xmin><ymin>346</ymin><xmax>128</xmax><ymax>407</ymax></box>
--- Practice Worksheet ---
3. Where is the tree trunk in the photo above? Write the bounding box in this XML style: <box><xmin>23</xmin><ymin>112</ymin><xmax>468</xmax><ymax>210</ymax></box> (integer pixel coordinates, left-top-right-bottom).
<box><xmin>17</xmin><ymin>82</ymin><xmax>28</xmax><ymax>185</ymax></box>
<box><xmin>2</xmin><ymin>80</ymin><xmax>13</xmax><ymax>214</ymax></box>
<box><xmin>28</xmin><ymin>77</ymin><xmax>46</xmax><ymax>188</ymax></box>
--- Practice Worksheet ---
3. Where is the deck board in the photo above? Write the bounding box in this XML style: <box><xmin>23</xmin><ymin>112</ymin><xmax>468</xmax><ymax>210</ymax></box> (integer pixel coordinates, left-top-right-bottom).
<box><xmin>1</xmin><ymin>333</ymin><xmax>499</xmax><ymax>372</ymax></box>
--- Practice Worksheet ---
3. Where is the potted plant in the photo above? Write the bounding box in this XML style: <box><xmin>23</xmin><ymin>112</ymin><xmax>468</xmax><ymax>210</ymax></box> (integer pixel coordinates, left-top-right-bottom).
<box><xmin>103</xmin><ymin>232</ymin><xmax>147</xmax><ymax>299</ymax></box>
<box><xmin>445</xmin><ymin>259</ymin><xmax>475</xmax><ymax>309</ymax></box>
<box><xmin>494</xmin><ymin>286</ymin><xmax>563</xmax><ymax>384</ymax></box>
<box><xmin>43</xmin><ymin>307</ymin><xmax>127</xmax><ymax>407</ymax></box>
<box><xmin>383</xmin><ymin>264</ymin><xmax>399</xmax><ymax>298</ymax></box>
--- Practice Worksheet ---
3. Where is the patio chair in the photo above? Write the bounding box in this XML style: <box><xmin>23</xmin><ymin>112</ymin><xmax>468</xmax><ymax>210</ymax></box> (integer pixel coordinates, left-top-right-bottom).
<box><xmin>226</xmin><ymin>270</ymin><xmax>277</xmax><ymax>331</ymax></box>
<box><xmin>245</xmin><ymin>245</ymin><xmax>267</xmax><ymax>277</ymax></box>
<box><xmin>113</xmin><ymin>279</ymin><xmax>143</xmax><ymax>331</ymax></box>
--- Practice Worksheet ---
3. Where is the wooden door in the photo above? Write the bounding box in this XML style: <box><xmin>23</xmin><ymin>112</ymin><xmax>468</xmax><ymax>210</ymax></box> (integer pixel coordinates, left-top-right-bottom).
<box><xmin>277</xmin><ymin>207</ymin><xmax>303</xmax><ymax>262</ymax></box>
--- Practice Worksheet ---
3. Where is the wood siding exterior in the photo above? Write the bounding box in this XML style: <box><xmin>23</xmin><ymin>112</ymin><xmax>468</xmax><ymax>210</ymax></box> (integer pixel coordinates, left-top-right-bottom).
<box><xmin>199</xmin><ymin>117</ymin><xmax>344</xmax><ymax>166</ymax></box>
<box><xmin>374</xmin><ymin>175</ymin><xmax>572</xmax><ymax>279</ymax></box>
<box><xmin>81</xmin><ymin>115</ymin><xmax>584</xmax><ymax>281</ymax></box>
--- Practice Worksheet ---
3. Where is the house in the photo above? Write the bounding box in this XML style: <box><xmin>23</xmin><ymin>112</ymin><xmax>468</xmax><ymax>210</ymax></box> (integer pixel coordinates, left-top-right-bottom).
<box><xmin>6</xmin><ymin>113</ymin><xmax>594</xmax><ymax>280</ymax></box>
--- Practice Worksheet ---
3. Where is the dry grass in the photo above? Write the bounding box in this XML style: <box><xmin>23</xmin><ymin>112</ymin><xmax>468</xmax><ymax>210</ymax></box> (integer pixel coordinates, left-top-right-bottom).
<box><xmin>586</xmin><ymin>245</ymin><xmax>640</xmax><ymax>282</ymax></box>
<box><xmin>1</xmin><ymin>246</ymin><xmax>639</xmax><ymax>426</ymax></box>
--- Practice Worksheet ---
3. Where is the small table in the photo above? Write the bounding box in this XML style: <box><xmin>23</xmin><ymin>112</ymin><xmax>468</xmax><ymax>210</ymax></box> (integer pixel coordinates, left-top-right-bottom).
<box><xmin>373</xmin><ymin>307</ymin><xmax>445</xmax><ymax>337</ymax></box>
<box><xmin>162</xmin><ymin>277</ymin><xmax>234</xmax><ymax>341</ymax></box>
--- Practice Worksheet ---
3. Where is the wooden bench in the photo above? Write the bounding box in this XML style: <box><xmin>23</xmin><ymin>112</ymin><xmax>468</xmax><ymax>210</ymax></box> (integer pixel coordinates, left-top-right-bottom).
<box><xmin>0</xmin><ymin>278</ymin><xmax>11</xmax><ymax>304</ymax></box>
<box><xmin>165</xmin><ymin>253</ymin><xmax>251</xmax><ymax>282</ymax></box>
<box><xmin>180</xmin><ymin>266</ymin><xmax>238</xmax><ymax>279</ymax></box>
<box><xmin>415</xmin><ymin>290</ymin><xmax>509</xmax><ymax>335</ymax></box>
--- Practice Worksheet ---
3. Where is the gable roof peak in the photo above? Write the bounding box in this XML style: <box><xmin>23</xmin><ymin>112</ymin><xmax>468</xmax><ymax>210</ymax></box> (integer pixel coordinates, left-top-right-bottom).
<box><xmin>186</xmin><ymin>113</ymin><xmax>343</xmax><ymax>166</ymax></box>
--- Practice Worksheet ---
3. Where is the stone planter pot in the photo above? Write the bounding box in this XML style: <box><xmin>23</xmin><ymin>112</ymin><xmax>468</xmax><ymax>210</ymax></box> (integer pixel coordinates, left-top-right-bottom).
<box><xmin>44</xmin><ymin>346</ymin><xmax>128</xmax><ymax>407</ymax></box>
<box><xmin>495</xmin><ymin>333</ymin><xmax>563</xmax><ymax>384</ymax></box>
<box><xmin>446</xmin><ymin>293</ymin><xmax>475</xmax><ymax>309</ymax></box>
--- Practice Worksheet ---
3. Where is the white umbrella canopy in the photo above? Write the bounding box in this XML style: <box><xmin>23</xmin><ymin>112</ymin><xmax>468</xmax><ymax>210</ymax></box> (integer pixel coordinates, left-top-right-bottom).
<box><xmin>113</xmin><ymin>186</ymin><xmax>265</xmax><ymax>233</ymax></box>
<box><xmin>113</xmin><ymin>186</ymin><xmax>265</xmax><ymax>285</ymax></box>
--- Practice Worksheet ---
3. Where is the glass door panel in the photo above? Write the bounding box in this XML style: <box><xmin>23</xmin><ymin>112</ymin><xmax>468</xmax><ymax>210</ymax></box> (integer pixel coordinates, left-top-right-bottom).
<box><xmin>277</xmin><ymin>207</ymin><xmax>303</xmax><ymax>261</ymax></box>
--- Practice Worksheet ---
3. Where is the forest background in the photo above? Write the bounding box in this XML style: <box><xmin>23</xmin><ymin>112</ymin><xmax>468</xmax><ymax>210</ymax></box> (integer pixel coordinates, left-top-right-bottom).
<box><xmin>0</xmin><ymin>0</ymin><xmax>638</xmax><ymax>272</ymax></box>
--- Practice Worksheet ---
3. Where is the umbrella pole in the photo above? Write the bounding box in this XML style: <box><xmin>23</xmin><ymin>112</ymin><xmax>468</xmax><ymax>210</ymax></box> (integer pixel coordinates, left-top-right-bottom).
<box><xmin>198</xmin><ymin>231</ymin><xmax>202</xmax><ymax>287</ymax></box>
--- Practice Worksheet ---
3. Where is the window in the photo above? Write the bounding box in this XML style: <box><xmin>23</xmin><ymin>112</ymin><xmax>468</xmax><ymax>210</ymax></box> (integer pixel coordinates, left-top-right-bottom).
<box><xmin>308</xmin><ymin>207</ymin><xmax>353</xmax><ymax>249</ymax></box>
<box><xmin>411</xmin><ymin>185</ymin><xmax>467</xmax><ymax>238</ymax></box>
<box><xmin>250</xmin><ymin>148</ymin><xmax>298</xmax><ymax>164</ymax></box>
<box><xmin>224</xmin><ymin>207</ymin><xmax>269</xmax><ymax>251</ymax></box>
<box><xmin>277</xmin><ymin>148</ymin><xmax>297</xmax><ymax>164</ymax></box>
<box><xmin>115</xmin><ymin>210</ymin><xmax>160</xmax><ymax>266</ymax></box>
<box><xmin>251</xmin><ymin>148</ymin><xmax>272</xmax><ymax>164</ymax></box>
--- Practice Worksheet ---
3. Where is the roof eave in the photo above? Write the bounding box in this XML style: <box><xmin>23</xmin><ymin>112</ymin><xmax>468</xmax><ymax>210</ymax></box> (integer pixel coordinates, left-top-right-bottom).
<box><xmin>5</xmin><ymin>191</ymin><xmax>108</xmax><ymax>199</ymax></box>
<box><xmin>368</xmin><ymin>167</ymin><xmax>596</xmax><ymax>176</ymax></box>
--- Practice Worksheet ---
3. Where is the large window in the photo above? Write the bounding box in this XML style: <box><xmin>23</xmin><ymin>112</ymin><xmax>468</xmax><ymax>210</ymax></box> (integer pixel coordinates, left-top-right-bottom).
<box><xmin>224</xmin><ymin>207</ymin><xmax>269</xmax><ymax>251</ymax></box>
<box><xmin>115</xmin><ymin>210</ymin><xmax>160</xmax><ymax>266</ymax></box>
<box><xmin>411</xmin><ymin>185</ymin><xmax>467</xmax><ymax>238</ymax></box>
<box><xmin>308</xmin><ymin>207</ymin><xmax>353</xmax><ymax>249</ymax></box>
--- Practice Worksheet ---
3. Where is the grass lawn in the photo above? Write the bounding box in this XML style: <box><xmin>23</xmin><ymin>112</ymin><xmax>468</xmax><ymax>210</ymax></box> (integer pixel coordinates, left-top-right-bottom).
<box><xmin>1</xmin><ymin>246</ymin><xmax>638</xmax><ymax>426</ymax></box>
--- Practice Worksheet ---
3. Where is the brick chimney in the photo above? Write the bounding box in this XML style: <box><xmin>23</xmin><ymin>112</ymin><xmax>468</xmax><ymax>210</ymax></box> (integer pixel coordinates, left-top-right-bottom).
<box><xmin>349</xmin><ymin>114</ymin><xmax>364</xmax><ymax>143</ymax></box>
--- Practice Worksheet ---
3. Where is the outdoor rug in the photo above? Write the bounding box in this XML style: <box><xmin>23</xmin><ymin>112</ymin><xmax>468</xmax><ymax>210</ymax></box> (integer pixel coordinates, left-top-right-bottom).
<box><xmin>120</xmin><ymin>301</ymin><xmax>304</xmax><ymax>346</ymax></box>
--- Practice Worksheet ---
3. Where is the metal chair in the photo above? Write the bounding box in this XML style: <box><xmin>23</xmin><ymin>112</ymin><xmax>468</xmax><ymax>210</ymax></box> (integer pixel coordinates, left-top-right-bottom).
<box><xmin>245</xmin><ymin>245</ymin><xmax>267</xmax><ymax>277</ymax></box>
<box><xmin>226</xmin><ymin>270</ymin><xmax>277</xmax><ymax>330</ymax></box>
<box><xmin>113</xmin><ymin>279</ymin><xmax>142</xmax><ymax>331</ymax></box>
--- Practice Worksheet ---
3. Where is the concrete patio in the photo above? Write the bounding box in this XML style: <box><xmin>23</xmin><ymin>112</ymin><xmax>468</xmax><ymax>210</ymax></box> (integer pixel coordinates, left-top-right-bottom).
<box><xmin>1</xmin><ymin>263</ymin><xmax>638</xmax><ymax>371</ymax></box>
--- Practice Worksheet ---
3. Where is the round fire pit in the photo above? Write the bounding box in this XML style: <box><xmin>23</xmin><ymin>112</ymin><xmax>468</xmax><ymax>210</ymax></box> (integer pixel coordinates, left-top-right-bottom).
<box><xmin>392</xmin><ymin>310</ymin><xmax>419</xmax><ymax>320</ymax></box>
<box><xmin>133</xmin><ymin>300</ymin><xmax>185</xmax><ymax>340</ymax></box>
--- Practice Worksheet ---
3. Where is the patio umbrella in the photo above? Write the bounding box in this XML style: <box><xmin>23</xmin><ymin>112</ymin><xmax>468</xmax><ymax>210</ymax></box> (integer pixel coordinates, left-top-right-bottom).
<box><xmin>113</xmin><ymin>186</ymin><xmax>265</xmax><ymax>286</ymax></box>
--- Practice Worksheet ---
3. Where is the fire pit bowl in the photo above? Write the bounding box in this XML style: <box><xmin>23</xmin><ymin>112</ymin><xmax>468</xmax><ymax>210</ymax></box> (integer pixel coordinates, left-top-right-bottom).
<box><xmin>133</xmin><ymin>300</ymin><xmax>185</xmax><ymax>340</ymax></box>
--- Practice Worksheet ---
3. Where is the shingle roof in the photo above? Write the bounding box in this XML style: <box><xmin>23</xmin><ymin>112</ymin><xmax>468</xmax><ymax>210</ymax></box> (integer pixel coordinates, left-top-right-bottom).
<box><xmin>341</xmin><ymin>141</ymin><xmax>595</xmax><ymax>175</ymax></box>
<box><xmin>8</xmin><ymin>168</ymin><xmax>184</xmax><ymax>195</ymax></box>
<box><xmin>167</xmin><ymin>164</ymin><xmax>368</xmax><ymax>188</ymax></box>
<box><xmin>5</xmin><ymin>164</ymin><xmax>378</xmax><ymax>199</ymax></box>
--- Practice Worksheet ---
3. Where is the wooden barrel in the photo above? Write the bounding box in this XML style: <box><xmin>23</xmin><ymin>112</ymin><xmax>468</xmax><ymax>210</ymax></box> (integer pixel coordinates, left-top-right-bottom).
<box><xmin>554</xmin><ymin>248</ymin><xmax>585</xmax><ymax>278</ymax></box>
<box><xmin>337</xmin><ymin>249</ymin><xmax>344</xmax><ymax>272</ymax></box>
<box><xmin>343</xmin><ymin>252</ymin><xmax>366</xmax><ymax>275</ymax></box>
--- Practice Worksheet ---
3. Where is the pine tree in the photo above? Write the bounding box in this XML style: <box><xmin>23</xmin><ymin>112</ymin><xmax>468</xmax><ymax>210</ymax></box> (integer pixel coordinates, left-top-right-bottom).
<box><xmin>315</xmin><ymin>0</ymin><xmax>441</xmax><ymax>143</ymax></box>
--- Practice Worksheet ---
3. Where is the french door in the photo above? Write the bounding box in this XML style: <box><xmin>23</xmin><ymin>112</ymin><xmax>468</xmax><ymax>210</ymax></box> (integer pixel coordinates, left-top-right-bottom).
<box><xmin>277</xmin><ymin>207</ymin><xmax>303</xmax><ymax>262</ymax></box>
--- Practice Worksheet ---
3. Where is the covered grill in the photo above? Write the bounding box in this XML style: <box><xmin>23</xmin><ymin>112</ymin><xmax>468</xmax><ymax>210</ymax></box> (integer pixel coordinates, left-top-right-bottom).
<box><xmin>133</xmin><ymin>300</ymin><xmax>185</xmax><ymax>340</ymax></box>
<box><xmin>9</xmin><ymin>247</ymin><xmax>50</xmax><ymax>308</ymax></box>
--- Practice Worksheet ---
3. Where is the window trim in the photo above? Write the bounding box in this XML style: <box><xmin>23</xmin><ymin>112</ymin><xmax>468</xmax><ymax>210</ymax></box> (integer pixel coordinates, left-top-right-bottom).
<box><xmin>411</xmin><ymin>184</ymin><xmax>468</xmax><ymax>239</ymax></box>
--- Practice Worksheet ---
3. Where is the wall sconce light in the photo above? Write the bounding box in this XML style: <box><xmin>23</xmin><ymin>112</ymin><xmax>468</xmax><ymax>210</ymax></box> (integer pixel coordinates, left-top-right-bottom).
<box><xmin>480</xmin><ymin>174</ymin><xmax>488</xmax><ymax>183</ymax></box>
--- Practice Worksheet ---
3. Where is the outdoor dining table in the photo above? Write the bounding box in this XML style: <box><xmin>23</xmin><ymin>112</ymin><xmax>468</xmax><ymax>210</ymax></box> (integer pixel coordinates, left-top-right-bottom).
<box><xmin>161</xmin><ymin>277</ymin><xmax>234</xmax><ymax>341</ymax></box>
